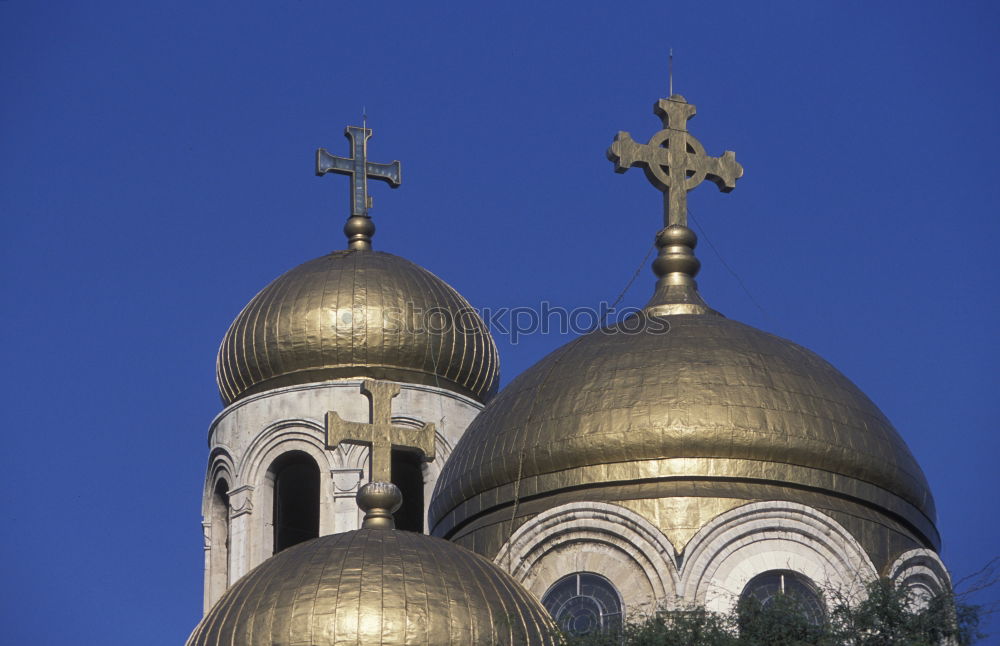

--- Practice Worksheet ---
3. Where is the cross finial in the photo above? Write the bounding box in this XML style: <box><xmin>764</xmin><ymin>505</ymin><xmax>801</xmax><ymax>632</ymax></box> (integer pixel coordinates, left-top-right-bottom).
<box><xmin>316</xmin><ymin>126</ymin><xmax>402</xmax><ymax>250</ymax></box>
<box><xmin>607</xmin><ymin>95</ymin><xmax>744</xmax><ymax>317</ymax></box>
<box><xmin>325</xmin><ymin>379</ymin><xmax>436</xmax><ymax>485</ymax></box>
<box><xmin>607</xmin><ymin>95</ymin><xmax>743</xmax><ymax>228</ymax></box>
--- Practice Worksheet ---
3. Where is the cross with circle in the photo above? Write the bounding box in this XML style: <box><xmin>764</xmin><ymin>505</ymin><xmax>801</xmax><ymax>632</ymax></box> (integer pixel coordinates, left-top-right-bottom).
<box><xmin>607</xmin><ymin>95</ymin><xmax>743</xmax><ymax>228</ymax></box>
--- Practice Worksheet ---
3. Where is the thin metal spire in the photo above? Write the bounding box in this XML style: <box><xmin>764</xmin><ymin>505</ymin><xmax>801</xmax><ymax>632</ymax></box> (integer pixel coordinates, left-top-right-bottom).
<box><xmin>669</xmin><ymin>48</ymin><xmax>674</xmax><ymax>96</ymax></box>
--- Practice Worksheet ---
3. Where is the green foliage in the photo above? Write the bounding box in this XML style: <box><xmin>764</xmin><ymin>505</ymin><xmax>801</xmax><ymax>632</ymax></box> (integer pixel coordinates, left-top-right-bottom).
<box><xmin>624</xmin><ymin>607</ymin><xmax>734</xmax><ymax>646</ymax></box>
<box><xmin>735</xmin><ymin>594</ymin><xmax>827</xmax><ymax>646</ymax></box>
<box><xmin>824</xmin><ymin>579</ymin><xmax>983</xmax><ymax>646</ymax></box>
<box><xmin>558</xmin><ymin>579</ymin><xmax>984</xmax><ymax>646</ymax></box>
<box><xmin>560</xmin><ymin>606</ymin><xmax>735</xmax><ymax>646</ymax></box>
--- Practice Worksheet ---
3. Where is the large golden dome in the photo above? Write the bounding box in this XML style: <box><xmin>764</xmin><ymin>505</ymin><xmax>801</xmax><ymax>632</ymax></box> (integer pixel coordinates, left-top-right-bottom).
<box><xmin>217</xmin><ymin>250</ymin><xmax>499</xmax><ymax>404</ymax></box>
<box><xmin>429</xmin><ymin>308</ymin><xmax>939</xmax><ymax>558</ymax></box>
<box><xmin>187</xmin><ymin>529</ymin><xmax>558</xmax><ymax>646</ymax></box>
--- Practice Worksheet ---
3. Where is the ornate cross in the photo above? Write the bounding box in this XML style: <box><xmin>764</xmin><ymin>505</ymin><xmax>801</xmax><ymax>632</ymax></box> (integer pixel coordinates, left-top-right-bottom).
<box><xmin>607</xmin><ymin>95</ymin><xmax>743</xmax><ymax>228</ymax></box>
<box><xmin>325</xmin><ymin>379</ymin><xmax>436</xmax><ymax>483</ymax></box>
<box><xmin>316</xmin><ymin>126</ymin><xmax>401</xmax><ymax>219</ymax></box>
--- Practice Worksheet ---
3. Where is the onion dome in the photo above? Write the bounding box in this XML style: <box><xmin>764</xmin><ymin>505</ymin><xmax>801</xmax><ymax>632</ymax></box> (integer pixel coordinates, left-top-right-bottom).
<box><xmin>428</xmin><ymin>95</ymin><xmax>938</xmax><ymax>567</ymax></box>
<box><xmin>216</xmin><ymin>250</ymin><xmax>499</xmax><ymax>404</ymax></box>
<box><xmin>188</xmin><ymin>484</ymin><xmax>558</xmax><ymax>646</ymax></box>
<box><xmin>216</xmin><ymin>125</ymin><xmax>499</xmax><ymax>405</ymax></box>
<box><xmin>429</xmin><ymin>300</ymin><xmax>938</xmax><ymax>549</ymax></box>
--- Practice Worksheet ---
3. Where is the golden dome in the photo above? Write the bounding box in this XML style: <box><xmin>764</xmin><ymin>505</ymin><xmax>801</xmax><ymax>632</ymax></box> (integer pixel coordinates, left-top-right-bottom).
<box><xmin>429</xmin><ymin>310</ymin><xmax>938</xmax><ymax>551</ymax></box>
<box><xmin>217</xmin><ymin>250</ymin><xmax>499</xmax><ymax>405</ymax></box>
<box><xmin>187</xmin><ymin>529</ymin><xmax>558</xmax><ymax>646</ymax></box>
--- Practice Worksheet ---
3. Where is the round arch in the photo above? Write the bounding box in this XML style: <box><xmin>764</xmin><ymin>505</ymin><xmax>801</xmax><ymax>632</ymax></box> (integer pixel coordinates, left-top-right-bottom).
<box><xmin>237</xmin><ymin>420</ymin><xmax>333</xmax><ymax>566</ymax></box>
<box><xmin>202</xmin><ymin>448</ymin><xmax>236</xmax><ymax>515</ymax></box>
<box><xmin>201</xmin><ymin>448</ymin><xmax>236</xmax><ymax>611</ymax></box>
<box><xmin>888</xmin><ymin>548</ymin><xmax>951</xmax><ymax>606</ymax></box>
<box><xmin>495</xmin><ymin>501</ymin><xmax>679</xmax><ymax>618</ymax></box>
<box><xmin>680</xmin><ymin>501</ymin><xmax>876</xmax><ymax>612</ymax></box>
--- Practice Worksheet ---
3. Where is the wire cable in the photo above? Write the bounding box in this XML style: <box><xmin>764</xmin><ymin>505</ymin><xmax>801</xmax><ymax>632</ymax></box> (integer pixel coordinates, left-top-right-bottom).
<box><xmin>604</xmin><ymin>242</ymin><xmax>657</xmax><ymax>324</ymax></box>
<box><xmin>688</xmin><ymin>209</ymin><xmax>774</xmax><ymax>325</ymax></box>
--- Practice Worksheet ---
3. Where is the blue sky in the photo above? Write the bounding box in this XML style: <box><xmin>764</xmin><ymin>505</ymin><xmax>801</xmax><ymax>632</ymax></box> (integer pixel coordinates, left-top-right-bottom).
<box><xmin>2</xmin><ymin>2</ymin><xmax>998</xmax><ymax>643</ymax></box>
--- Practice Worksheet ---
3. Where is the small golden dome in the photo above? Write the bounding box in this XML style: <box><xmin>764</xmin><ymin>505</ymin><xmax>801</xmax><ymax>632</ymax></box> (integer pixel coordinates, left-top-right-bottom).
<box><xmin>217</xmin><ymin>250</ymin><xmax>499</xmax><ymax>404</ymax></box>
<box><xmin>187</xmin><ymin>529</ymin><xmax>558</xmax><ymax>646</ymax></box>
<box><xmin>429</xmin><ymin>312</ymin><xmax>938</xmax><ymax>550</ymax></box>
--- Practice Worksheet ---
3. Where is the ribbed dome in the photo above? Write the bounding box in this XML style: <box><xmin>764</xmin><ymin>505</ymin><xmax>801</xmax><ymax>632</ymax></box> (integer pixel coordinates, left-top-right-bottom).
<box><xmin>217</xmin><ymin>250</ymin><xmax>499</xmax><ymax>404</ymax></box>
<box><xmin>187</xmin><ymin>529</ymin><xmax>558</xmax><ymax>646</ymax></box>
<box><xmin>429</xmin><ymin>312</ymin><xmax>938</xmax><ymax>550</ymax></box>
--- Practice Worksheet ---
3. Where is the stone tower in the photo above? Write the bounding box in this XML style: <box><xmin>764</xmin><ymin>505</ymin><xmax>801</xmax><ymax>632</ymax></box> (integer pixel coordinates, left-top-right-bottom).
<box><xmin>199</xmin><ymin>126</ymin><xmax>499</xmax><ymax>611</ymax></box>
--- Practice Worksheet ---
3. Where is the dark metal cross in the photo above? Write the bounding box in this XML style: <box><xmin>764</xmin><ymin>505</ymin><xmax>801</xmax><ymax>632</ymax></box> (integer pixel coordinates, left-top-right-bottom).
<box><xmin>325</xmin><ymin>379</ymin><xmax>436</xmax><ymax>483</ymax></box>
<box><xmin>607</xmin><ymin>95</ymin><xmax>743</xmax><ymax>228</ymax></box>
<box><xmin>316</xmin><ymin>126</ymin><xmax>401</xmax><ymax>219</ymax></box>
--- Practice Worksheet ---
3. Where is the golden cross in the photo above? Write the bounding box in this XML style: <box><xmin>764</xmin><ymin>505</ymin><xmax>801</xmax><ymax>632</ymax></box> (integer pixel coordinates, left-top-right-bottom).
<box><xmin>325</xmin><ymin>379</ymin><xmax>436</xmax><ymax>483</ymax></box>
<box><xmin>607</xmin><ymin>95</ymin><xmax>743</xmax><ymax>228</ymax></box>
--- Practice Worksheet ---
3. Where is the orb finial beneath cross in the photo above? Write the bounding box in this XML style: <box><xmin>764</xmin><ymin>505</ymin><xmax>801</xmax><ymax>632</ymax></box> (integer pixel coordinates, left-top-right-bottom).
<box><xmin>357</xmin><ymin>481</ymin><xmax>403</xmax><ymax>530</ymax></box>
<box><xmin>607</xmin><ymin>94</ymin><xmax>743</xmax><ymax>317</ymax></box>
<box><xmin>326</xmin><ymin>379</ymin><xmax>436</xmax><ymax>530</ymax></box>
<box><xmin>316</xmin><ymin>125</ymin><xmax>402</xmax><ymax>250</ymax></box>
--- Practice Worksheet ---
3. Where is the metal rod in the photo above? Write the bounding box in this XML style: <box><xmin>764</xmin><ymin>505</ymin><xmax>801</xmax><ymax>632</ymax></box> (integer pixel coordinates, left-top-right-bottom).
<box><xmin>669</xmin><ymin>48</ymin><xmax>674</xmax><ymax>96</ymax></box>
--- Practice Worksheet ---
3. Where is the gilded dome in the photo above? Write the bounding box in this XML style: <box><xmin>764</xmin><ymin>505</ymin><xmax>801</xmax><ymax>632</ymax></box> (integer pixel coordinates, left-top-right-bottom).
<box><xmin>187</xmin><ymin>529</ymin><xmax>558</xmax><ymax>646</ymax></box>
<box><xmin>217</xmin><ymin>250</ymin><xmax>499</xmax><ymax>404</ymax></box>
<box><xmin>429</xmin><ymin>311</ymin><xmax>938</xmax><ymax>551</ymax></box>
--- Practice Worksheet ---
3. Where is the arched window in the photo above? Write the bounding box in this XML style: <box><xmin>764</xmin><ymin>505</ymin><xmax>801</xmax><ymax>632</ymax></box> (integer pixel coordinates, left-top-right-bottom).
<box><xmin>208</xmin><ymin>479</ymin><xmax>230</xmax><ymax>601</ymax></box>
<box><xmin>391</xmin><ymin>448</ymin><xmax>424</xmax><ymax>532</ymax></box>
<box><xmin>269</xmin><ymin>451</ymin><xmax>320</xmax><ymax>554</ymax></box>
<box><xmin>542</xmin><ymin>572</ymin><xmax>623</xmax><ymax>637</ymax></box>
<box><xmin>740</xmin><ymin>570</ymin><xmax>825</xmax><ymax>625</ymax></box>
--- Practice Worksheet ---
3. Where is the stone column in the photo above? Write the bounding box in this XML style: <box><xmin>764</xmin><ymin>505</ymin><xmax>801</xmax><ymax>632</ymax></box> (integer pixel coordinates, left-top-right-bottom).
<box><xmin>227</xmin><ymin>485</ymin><xmax>255</xmax><ymax>583</ymax></box>
<box><xmin>331</xmin><ymin>468</ymin><xmax>364</xmax><ymax>533</ymax></box>
<box><xmin>202</xmin><ymin>521</ymin><xmax>212</xmax><ymax>613</ymax></box>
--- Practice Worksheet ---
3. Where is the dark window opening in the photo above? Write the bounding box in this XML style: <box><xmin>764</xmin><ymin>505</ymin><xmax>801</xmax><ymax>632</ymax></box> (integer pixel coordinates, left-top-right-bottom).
<box><xmin>212</xmin><ymin>479</ymin><xmax>230</xmax><ymax>554</ymax></box>
<box><xmin>210</xmin><ymin>479</ymin><xmax>230</xmax><ymax>592</ymax></box>
<box><xmin>391</xmin><ymin>449</ymin><xmax>424</xmax><ymax>532</ymax></box>
<box><xmin>272</xmin><ymin>452</ymin><xmax>320</xmax><ymax>554</ymax></box>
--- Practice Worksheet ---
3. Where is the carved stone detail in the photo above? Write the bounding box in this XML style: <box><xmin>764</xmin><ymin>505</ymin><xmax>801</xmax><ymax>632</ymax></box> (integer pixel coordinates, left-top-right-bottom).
<box><xmin>331</xmin><ymin>468</ymin><xmax>364</xmax><ymax>498</ymax></box>
<box><xmin>228</xmin><ymin>485</ymin><xmax>255</xmax><ymax>518</ymax></box>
